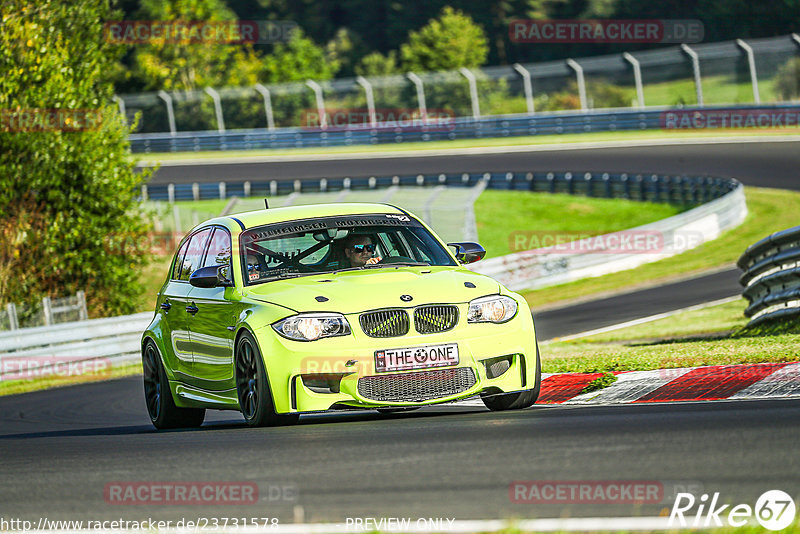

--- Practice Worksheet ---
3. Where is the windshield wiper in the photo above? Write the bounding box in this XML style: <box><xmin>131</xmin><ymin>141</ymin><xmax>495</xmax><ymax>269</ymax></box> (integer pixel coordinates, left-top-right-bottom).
<box><xmin>364</xmin><ymin>261</ymin><xmax>430</xmax><ymax>268</ymax></box>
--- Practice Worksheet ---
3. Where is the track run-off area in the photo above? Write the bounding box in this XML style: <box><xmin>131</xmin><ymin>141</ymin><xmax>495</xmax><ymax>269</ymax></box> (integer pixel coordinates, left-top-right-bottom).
<box><xmin>2</xmin><ymin>137</ymin><xmax>800</xmax><ymax>527</ymax></box>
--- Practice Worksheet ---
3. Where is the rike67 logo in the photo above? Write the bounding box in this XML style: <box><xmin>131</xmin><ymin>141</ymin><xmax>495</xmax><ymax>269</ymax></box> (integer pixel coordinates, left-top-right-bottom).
<box><xmin>670</xmin><ymin>490</ymin><xmax>796</xmax><ymax>530</ymax></box>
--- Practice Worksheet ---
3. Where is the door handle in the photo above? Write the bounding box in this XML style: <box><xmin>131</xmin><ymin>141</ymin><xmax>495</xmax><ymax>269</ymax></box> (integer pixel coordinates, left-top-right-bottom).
<box><xmin>185</xmin><ymin>304</ymin><xmax>199</xmax><ymax>315</ymax></box>
<box><xmin>160</xmin><ymin>300</ymin><xmax>171</xmax><ymax>311</ymax></box>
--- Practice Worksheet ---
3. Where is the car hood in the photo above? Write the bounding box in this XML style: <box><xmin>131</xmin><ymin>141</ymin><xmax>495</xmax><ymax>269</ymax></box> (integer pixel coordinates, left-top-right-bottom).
<box><xmin>244</xmin><ymin>267</ymin><xmax>500</xmax><ymax>314</ymax></box>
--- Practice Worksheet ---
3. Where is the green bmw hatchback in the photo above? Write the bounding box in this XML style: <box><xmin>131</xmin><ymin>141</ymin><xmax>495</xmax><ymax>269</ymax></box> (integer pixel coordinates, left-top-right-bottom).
<box><xmin>141</xmin><ymin>203</ymin><xmax>540</xmax><ymax>429</ymax></box>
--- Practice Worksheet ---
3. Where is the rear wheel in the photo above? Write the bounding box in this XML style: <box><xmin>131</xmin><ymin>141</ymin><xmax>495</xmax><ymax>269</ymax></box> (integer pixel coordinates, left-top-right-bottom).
<box><xmin>481</xmin><ymin>343</ymin><xmax>542</xmax><ymax>411</ymax></box>
<box><xmin>235</xmin><ymin>331</ymin><xmax>299</xmax><ymax>427</ymax></box>
<box><xmin>142</xmin><ymin>340</ymin><xmax>205</xmax><ymax>429</ymax></box>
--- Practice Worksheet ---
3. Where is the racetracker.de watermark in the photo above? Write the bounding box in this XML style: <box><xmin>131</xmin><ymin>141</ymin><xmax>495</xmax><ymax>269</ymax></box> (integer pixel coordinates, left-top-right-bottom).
<box><xmin>1</xmin><ymin>358</ymin><xmax>112</xmax><ymax>381</ymax></box>
<box><xmin>509</xmin><ymin>230</ymin><xmax>705</xmax><ymax>254</ymax></box>
<box><xmin>302</xmin><ymin>108</ymin><xmax>455</xmax><ymax>130</ymax></box>
<box><xmin>661</xmin><ymin>108</ymin><xmax>800</xmax><ymax>130</ymax></box>
<box><xmin>510</xmin><ymin>480</ymin><xmax>664</xmax><ymax>504</ymax></box>
<box><xmin>509</xmin><ymin>19</ymin><xmax>703</xmax><ymax>43</ymax></box>
<box><xmin>104</xmin><ymin>20</ymin><xmax>298</xmax><ymax>45</ymax></box>
<box><xmin>104</xmin><ymin>482</ymin><xmax>297</xmax><ymax>505</ymax></box>
<box><xmin>0</xmin><ymin>109</ymin><xmax>103</xmax><ymax>132</ymax></box>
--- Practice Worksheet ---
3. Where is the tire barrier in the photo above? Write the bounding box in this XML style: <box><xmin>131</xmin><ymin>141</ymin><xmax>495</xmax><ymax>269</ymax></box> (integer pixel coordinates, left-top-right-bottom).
<box><xmin>738</xmin><ymin>226</ymin><xmax>800</xmax><ymax>327</ymax></box>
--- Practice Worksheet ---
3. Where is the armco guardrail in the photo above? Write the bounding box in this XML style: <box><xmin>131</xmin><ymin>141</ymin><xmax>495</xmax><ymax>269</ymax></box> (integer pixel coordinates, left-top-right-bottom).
<box><xmin>738</xmin><ymin>226</ymin><xmax>800</xmax><ymax>327</ymax></box>
<box><xmin>469</xmin><ymin>175</ymin><xmax>746</xmax><ymax>291</ymax></box>
<box><xmin>130</xmin><ymin>103</ymin><xmax>800</xmax><ymax>153</ymax></box>
<box><xmin>0</xmin><ymin>312</ymin><xmax>150</xmax><ymax>380</ymax></box>
<box><xmin>143</xmin><ymin>169</ymin><xmax>739</xmax><ymax>203</ymax></box>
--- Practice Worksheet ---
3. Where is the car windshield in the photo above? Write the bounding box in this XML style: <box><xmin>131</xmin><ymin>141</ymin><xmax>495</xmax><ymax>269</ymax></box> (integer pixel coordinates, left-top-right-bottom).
<box><xmin>240</xmin><ymin>213</ymin><xmax>457</xmax><ymax>285</ymax></box>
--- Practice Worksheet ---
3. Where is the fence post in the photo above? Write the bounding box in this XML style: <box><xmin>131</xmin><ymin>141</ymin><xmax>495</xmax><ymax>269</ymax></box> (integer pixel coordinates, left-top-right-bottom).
<box><xmin>42</xmin><ymin>296</ymin><xmax>52</xmax><ymax>326</ymax></box>
<box><xmin>736</xmin><ymin>39</ymin><xmax>760</xmax><ymax>104</ymax></box>
<box><xmin>566</xmin><ymin>59</ymin><xmax>587</xmax><ymax>111</ymax></box>
<box><xmin>192</xmin><ymin>182</ymin><xmax>200</xmax><ymax>201</ymax></box>
<box><xmin>167</xmin><ymin>183</ymin><xmax>175</xmax><ymax>203</ymax></box>
<box><xmin>112</xmin><ymin>95</ymin><xmax>126</xmax><ymax>123</ymax></box>
<box><xmin>204</xmin><ymin>87</ymin><xmax>226</xmax><ymax>133</ymax></box>
<box><xmin>76</xmin><ymin>291</ymin><xmax>88</xmax><ymax>321</ymax></box>
<box><xmin>513</xmin><ymin>63</ymin><xmax>535</xmax><ymax>114</ymax></box>
<box><xmin>157</xmin><ymin>90</ymin><xmax>177</xmax><ymax>136</ymax></box>
<box><xmin>219</xmin><ymin>181</ymin><xmax>226</xmax><ymax>200</ymax></box>
<box><xmin>623</xmin><ymin>53</ymin><xmax>645</xmax><ymax>108</ymax></box>
<box><xmin>140</xmin><ymin>184</ymin><xmax>148</xmax><ymax>201</ymax></box>
<box><xmin>356</xmin><ymin>76</ymin><xmax>377</xmax><ymax>127</ymax></box>
<box><xmin>459</xmin><ymin>67</ymin><xmax>481</xmax><ymax>119</ymax></box>
<box><xmin>243</xmin><ymin>181</ymin><xmax>251</xmax><ymax>197</ymax></box>
<box><xmin>253</xmin><ymin>84</ymin><xmax>275</xmax><ymax>130</ymax></box>
<box><xmin>305</xmin><ymin>80</ymin><xmax>327</xmax><ymax>129</ymax></box>
<box><xmin>6</xmin><ymin>303</ymin><xmax>18</xmax><ymax>330</ymax></box>
<box><xmin>681</xmin><ymin>44</ymin><xmax>704</xmax><ymax>106</ymax></box>
<box><xmin>406</xmin><ymin>72</ymin><xmax>427</xmax><ymax>120</ymax></box>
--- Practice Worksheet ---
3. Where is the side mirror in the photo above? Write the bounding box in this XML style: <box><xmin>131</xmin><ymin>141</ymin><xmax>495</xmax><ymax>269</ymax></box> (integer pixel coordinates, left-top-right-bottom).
<box><xmin>447</xmin><ymin>242</ymin><xmax>486</xmax><ymax>264</ymax></box>
<box><xmin>189</xmin><ymin>265</ymin><xmax>233</xmax><ymax>288</ymax></box>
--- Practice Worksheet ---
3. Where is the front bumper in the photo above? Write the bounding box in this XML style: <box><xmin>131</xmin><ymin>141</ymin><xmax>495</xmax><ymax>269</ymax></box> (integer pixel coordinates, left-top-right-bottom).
<box><xmin>254</xmin><ymin>304</ymin><xmax>538</xmax><ymax>414</ymax></box>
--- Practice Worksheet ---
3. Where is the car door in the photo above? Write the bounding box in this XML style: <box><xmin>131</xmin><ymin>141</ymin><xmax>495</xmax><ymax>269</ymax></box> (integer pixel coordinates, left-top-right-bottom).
<box><xmin>159</xmin><ymin>228</ymin><xmax>212</xmax><ymax>380</ymax></box>
<box><xmin>186</xmin><ymin>226</ymin><xmax>237</xmax><ymax>390</ymax></box>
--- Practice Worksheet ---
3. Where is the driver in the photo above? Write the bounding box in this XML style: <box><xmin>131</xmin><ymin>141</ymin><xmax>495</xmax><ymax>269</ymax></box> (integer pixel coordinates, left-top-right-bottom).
<box><xmin>343</xmin><ymin>235</ymin><xmax>382</xmax><ymax>267</ymax></box>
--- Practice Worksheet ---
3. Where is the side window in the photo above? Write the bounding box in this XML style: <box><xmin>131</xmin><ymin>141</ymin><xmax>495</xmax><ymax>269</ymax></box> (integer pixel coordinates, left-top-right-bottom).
<box><xmin>203</xmin><ymin>228</ymin><xmax>232</xmax><ymax>277</ymax></box>
<box><xmin>178</xmin><ymin>228</ymin><xmax>212</xmax><ymax>281</ymax></box>
<box><xmin>171</xmin><ymin>239</ymin><xmax>190</xmax><ymax>280</ymax></box>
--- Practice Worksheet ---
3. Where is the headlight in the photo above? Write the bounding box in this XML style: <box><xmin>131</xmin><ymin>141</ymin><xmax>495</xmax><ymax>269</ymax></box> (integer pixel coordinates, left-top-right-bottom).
<box><xmin>467</xmin><ymin>295</ymin><xmax>518</xmax><ymax>324</ymax></box>
<box><xmin>272</xmin><ymin>313</ymin><xmax>351</xmax><ymax>341</ymax></box>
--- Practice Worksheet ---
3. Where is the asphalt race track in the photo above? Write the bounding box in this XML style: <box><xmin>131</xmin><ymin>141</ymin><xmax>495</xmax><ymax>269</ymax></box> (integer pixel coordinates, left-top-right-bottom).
<box><xmin>2</xmin><ymin>379</ymin><xmax>800</xmax><ymax>523</ymax></box>
<box><xmin>145</xmin><ymin>140</ymin><xmax>800</xmax><ymax>190</ymax></box>
<box><xmin>3</xmin><ymin>139</ymin><xmax>799</xmax><ymax>525</ymax></box>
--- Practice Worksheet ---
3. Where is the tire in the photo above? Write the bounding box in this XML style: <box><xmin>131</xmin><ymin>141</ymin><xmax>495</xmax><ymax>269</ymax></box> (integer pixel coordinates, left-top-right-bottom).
<box><xmin>481</xmin><ymin>343</ymin><xmax>542</xmax><ymax>411</ymax></box>
<box><xmin>235</xmin><ymin>331</ymin><xmax>299</xmax><ymax>427</ymax></box>
<box><xmin>142</xmin><ymin>340</ymin><xmax>205</xmax><ymax>430</ymax></box>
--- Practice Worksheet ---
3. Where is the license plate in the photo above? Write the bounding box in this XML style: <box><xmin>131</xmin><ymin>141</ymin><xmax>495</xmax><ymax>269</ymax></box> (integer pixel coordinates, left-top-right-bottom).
<box><xmin>374</xmin><ymin>343</ymin><xmax>459</xmax><ymax>373</ymax></box>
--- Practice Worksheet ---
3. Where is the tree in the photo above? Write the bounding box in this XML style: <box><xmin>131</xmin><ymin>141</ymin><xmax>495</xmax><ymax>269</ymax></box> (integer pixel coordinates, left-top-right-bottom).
<box><xmin>128</xmin><ymin>0</ymin><xmax>263</xmax><ymax>91</ymax></box>
<box><xmin>261</xmin><ymin>29</ymin><xmax>340</xmax><ymax>83</ymax></box>
<box><xmin>400</xmin><ymin>6</ymin><xmax>490</xmax><ymax>72</ymax></box>
<box><xmin>0</xmin><ymin>0</ymin><xmax>152</xmax><ymax>317</ymax></box>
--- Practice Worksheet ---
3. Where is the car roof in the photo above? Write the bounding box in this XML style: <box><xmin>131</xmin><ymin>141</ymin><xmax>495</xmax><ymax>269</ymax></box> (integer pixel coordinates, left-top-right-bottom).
<box><xmin>201</xmin><ymin>202</ymin><xmax>408</xmax><ymax>231</ymax></box>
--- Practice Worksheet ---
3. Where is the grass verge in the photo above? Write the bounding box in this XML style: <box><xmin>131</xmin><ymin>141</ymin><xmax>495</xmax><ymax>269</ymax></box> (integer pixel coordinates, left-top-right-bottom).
<box><xmin>0</xmin><ymin>361</ymin><xmax>143</xmax><ymax>397</ymax></box>
<box><xmin>540</xmin><ymin>298</ymin><xmax>799</xmax><ymax>374</ymax></box>
<box><xmin>523</xmin><ymin>187</ymin><xmax>800</xmax><ymax>308</ymax></box>
<box><xmin>137</xmin><ymin>128</ymin><xmax>799</xmax><ymax>162</ymax></box>
<box><xmin>475</xmin><ymin>190</ymin><xmax>687</xmax><ymax>259</ymax></box>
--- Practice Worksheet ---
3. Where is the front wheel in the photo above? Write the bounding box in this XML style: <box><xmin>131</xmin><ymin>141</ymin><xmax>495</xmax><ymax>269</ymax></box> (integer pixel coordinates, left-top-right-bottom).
<box><xmin>235</xmin><ymin>331</ymin><xmax>299</xmax><ymax>427</ymax></box>
<box><xmin>481</xmin><ymin>344</ymin><xmax>541</xmax><ymax>411</ymax></box>
<box><xmin>142</xmin><ymin>340</ymin><xmax>205</xmax><ymax>429</ymax></box>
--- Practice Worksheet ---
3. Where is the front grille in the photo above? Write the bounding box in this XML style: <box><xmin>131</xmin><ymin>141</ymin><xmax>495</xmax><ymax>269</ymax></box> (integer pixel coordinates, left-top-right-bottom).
<box><xmin>414</xmin><ymin>305</ymin><xmax>459</xmax><ymax>334</ymax></box>
<box><xmin>360</xmin><ymin>309</ymin><xmax>410</xmax><ymax>338</ymax></box>
<box><xmin>357</xmin><ymin>367</ymin><xmax>476</xmax><ymax>402</ymax></box>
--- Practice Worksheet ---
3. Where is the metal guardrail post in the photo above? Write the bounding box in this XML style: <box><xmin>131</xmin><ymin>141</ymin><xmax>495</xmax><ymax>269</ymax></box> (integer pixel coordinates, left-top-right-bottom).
<box><xmin>356</xmin><ymin>76</ymin><xmax>377</xmax><ymax>127</ymax></box>
<box><xmin>566</xmin><ymin>59</ymin><xmax>587</xmax><ymax>111</ymax></box>
<box><xmin>305</xmin><ymin>80</ymin><xmax>327</xmax><ymax>129</ymax></box>
<box><xmin>622</xmin><ymin>53</ymin><xmax>645</xmax><ymax>108</ymax></box>
<box><xmin>42</xmin><ymin>296</ymin><xmax>52</xmax><ymax>326</ymax></box>
<box><xmin>76</xmin><ymin>291</ymin><xmax>88</xmax><ymax>321</ymax></box>
<box><xmin>6</xmin><ymin>303</ymin><xmax>18</xmax><ymax>330</ymax></box>
<box><xmin>204</xmin><ymin>87</ymin><xmax>226</xmax><ymax>133</ymax></box>
<box><xmin>157</xmin><ymin>90</ymin><xmax>177</xmax><ymax>136</ymax></box>
<box><xmin>736</xmin><ymin>39</ymin><xmax>760</xmax><ymax>104</ymax></box>
<box><xmin>459</xmin><ymin>68</ymin><xmax>481</xmax><ymax>119</ymax></box>
<box><xmin>192</xmin><ymin>182</ymin><xmax>200</xmax><ymax>201</ymax></box>
<box><xmin>167</xmin><ymin>183</ymin><xmax>175</xmax><ymax>204</ymax></box>
<box><xmin>219</xmin><ymin>182</ymin><xmax>226</xmax><ymax>200</ymax></box>
<box><xmin>680</xmin><ymin>44</ymin><xmax>704</xmax><ymax>106</ymax></box>
<box><xmin>406</xmin><ymin>72</ymin><xmax>427</xmax><ymax>120</ymax></box>
<box><xmin>112</xmin><ymin>95</ymin><xmax>126</xmax><ymax>123</ymax></box>
<box><xmin>513</xmin><ymin>63</ymin><xmax>535</xmax><ymax>114</ymax></box>
<box><xmin>253</xmin><ymin>84</ymin><xmax>276</xmax><ymax>130</ymax></box>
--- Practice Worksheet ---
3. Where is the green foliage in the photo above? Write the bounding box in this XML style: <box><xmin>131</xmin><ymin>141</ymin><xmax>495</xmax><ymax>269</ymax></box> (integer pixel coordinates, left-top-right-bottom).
<box><xmin>355</xmin><ymin>51</ymin><xmax>400</xmax><ymax>77</ymax></box>
<box><xmin>129</xmin><ymin>0</ymin><xmax>263</xmax><ymax>91</ymax></box>
<box><xmin>261</xmin><ymin>28</ymin><xmax>338</xmax><ymax>84</ymax></box>
<box><xmin>580</xmin><ymin>372</ymin><xmax>618</xmax><ymax>393</ymax></box>
<box><xmin>774</xmin><ymin>57</ymin><xmax>800</xmax><ymax>101</ymax></box>
<box><xmin>399</xmin><ymin>6</ymin><xmax>489</xmax><ymax>72</ymax></box>
<box><xmin>0</xmin><ymin>0</ymin><xmax>152</xmax><ymax>317</ymax></box>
